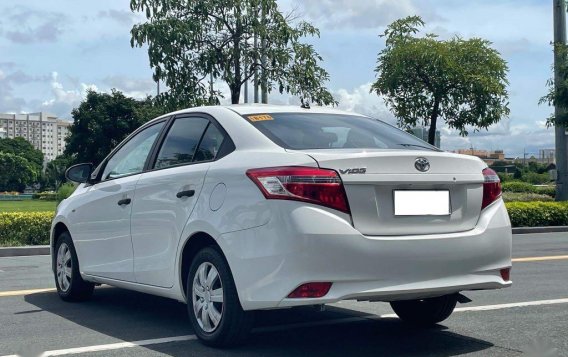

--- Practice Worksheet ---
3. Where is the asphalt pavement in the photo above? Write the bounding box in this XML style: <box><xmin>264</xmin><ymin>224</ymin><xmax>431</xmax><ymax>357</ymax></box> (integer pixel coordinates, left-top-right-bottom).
<box><xmin>0</xmin><ymin>232</ymin><xmax>567</xmax><ymax>357</ymax></box>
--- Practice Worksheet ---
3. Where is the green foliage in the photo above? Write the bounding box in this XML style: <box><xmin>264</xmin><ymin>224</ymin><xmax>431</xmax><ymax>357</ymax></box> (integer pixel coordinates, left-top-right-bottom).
<box><xmin>44</xmin><ymin>155</ymin><xmax>73</xmax><ymax>190</ymax></box>
<box><xmin>535</xmin><ymin>185</ymin><xmax>556</xmax><ymax>197</ymax></box>
<box><xmin>502</xmin><ymin>181</ymin><xmax>536</xmax><ymax>193</ymax></box>
<box><xmin>57</xmin><ymin>183</ymin><xmax>76</xmax><ymax>202</ymax></box>
<box><xmin>505</xmin><ymin>201</ymin><xmax>568</xmax><ymax>227</ymax></box>
<box><xmin>0</xmin><ymin>212</ymin><xmax>54</xmax><ymax>246</ymax></box>
<box><xmin>64</xmin><ymin>90</ymin><xmax>165</xmax><ymax>165</ymax></box>
<box><xmin>372</xmin><ymin>16</ymin><xmax>510</xmax><ymax>145</ymax></box>
<box><xmin>497</xmin><ymin>172</ymin><xmax>514</xmax><ymax>183</ymax></box>
<box><xmin>0</xmin><ymin>137</ymin><xmax>44</xmax><ymax>168</ymax></box>
<box><xmin>501</xmin><ymin>181</ymin><xmax>555</xmax><ymax>197</ymax></box>
<box><xmin>502</xmin><ymin>192</ymin><xmax>553</xmax><ymax>202</ymax></box>
<box><xmin>522</xmin><ymin>171</ymin><xmax>551</xmax><ymax>185</ymax></box>
<box><xmin>130</xmin><ymin>0</ymin><xmax>336</xmax><ymax>107</ymax></box>
<box><xmin>0</xmin><ymin>152</ymin><xmax>38</xmax><ymax>192</ymax></box>
<box><xmin>539</xmin><ymin>43</ymin><xmax>568</xmax><ymax>125</ymax></box>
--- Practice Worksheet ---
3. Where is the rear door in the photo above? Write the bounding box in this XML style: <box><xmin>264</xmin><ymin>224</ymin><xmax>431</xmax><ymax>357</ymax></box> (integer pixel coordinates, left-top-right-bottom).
<box><xmin>131</xmin><ymin>115</ymin><xmax>232</xmax><ymax>287</ymax></box>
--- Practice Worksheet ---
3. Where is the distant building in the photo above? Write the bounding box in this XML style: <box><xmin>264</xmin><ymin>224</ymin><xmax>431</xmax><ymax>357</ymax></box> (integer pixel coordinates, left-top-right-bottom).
<box><xmin>455</xmin><ymin>149</ymin><xmax>506</xmax><ymax>165</ymax></box>
<box><xmin>539</xmin><ymin>149</ymin><xmax>555</xmax><ymax>164</ymax></box>
<box><xmin>0</xmin><ymin>127</ymin><xmax>6</xmax><ymax>139</ymax></box>
<box><xmin>0</xmin><ymin>112</ymin><xmax>71</xmax><ymax>162</ymax></box>
<box><xmin>409</xmin><ymin>127</ymin><xmax>441</xmax><ymax>148</ymax></box>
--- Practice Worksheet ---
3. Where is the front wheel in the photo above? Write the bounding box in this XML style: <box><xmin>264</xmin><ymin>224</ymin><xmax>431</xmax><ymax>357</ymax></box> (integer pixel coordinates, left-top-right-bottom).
<box><xmin>390</xmin><ymin>294</ymin><xmax>457</xmax><ymax>326</ymax></box>
<box><xmin>187</xmin><ymin>247</ymin><xmax>253</xmax><ymax>347</ymax></box>
<box><xmin>54</xmin><ymin>232</ymin><xmax>94</xmax><ymax>302</ymax></box>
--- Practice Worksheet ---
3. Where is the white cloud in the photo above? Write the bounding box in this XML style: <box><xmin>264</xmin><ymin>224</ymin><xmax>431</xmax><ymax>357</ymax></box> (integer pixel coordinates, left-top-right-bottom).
<box><xmin>334</xmin><ymin>82</ymin><xmax>395</xmax><ymax>123</ymax></box>
<box><xmin>102</xmin><ymin>75</ymin><xmax>156</xmax><ymax>99</ymax></box>
<box><xmin>41</xmin><ymin>72</ymin><xmax>98</xmax><ymax>118</ymax></box>
<box><xmin>293</xmin><ymin>0</ymin><xmax>440</xmax><ymax>30</ymax></box>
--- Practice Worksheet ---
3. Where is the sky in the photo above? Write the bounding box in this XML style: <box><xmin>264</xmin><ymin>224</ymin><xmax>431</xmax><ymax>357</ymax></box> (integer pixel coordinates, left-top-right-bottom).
<box><xmin>0</xmin><ymin>0</ymin><xmax>558</xmax><ymax>157</ymax></box>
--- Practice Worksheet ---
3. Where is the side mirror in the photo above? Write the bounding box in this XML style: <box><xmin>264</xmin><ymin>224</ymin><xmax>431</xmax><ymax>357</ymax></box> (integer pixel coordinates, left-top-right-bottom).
<box><xmin>65</xmin><ymin>163</ymin><xmax>93</xmax><ymax>183</ymax></box>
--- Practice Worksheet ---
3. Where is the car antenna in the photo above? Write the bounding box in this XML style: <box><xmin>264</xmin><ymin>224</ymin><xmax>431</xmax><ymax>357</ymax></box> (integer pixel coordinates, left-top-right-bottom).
<box><xmin>300</xmin><ymin>98</ymin><xmax>311</xmax><ymax>109</ymax></box>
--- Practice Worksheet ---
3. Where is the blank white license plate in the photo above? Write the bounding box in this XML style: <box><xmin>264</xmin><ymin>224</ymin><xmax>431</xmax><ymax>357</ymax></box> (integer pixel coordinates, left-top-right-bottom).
<box><xmin>394</xmin><ymin>190</ymin><xmax>450</xmax><ymax>216</ymax></box>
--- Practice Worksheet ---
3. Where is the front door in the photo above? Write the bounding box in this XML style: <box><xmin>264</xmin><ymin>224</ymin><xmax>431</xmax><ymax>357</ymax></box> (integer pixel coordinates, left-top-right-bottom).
<box><xmin>71</xmin><ymin>121</ymin><xmax>165</xmax><ymax>281</ymax></box>
<box><xmin>131</xmin><ymin>116</ymin><xmax>228</xmax><ymax>287</ymax></box>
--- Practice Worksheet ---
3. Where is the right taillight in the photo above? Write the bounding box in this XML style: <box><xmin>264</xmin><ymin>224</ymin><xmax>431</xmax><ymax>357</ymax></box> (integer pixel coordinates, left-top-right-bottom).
<box><xmin>481</xmin><ymin>168</ymin><xmax>501</xmax><ymax>210</ymax></box>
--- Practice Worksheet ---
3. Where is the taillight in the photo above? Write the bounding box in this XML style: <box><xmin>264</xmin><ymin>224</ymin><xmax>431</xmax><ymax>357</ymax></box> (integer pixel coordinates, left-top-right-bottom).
<box><xmin>481</xmin><ymin>168</ymin><xmax>501</xmax><ymax>210</ymax></box>
<box><xmin>246</xmin><ymin>166</ymin><xmax>350</xmax><ymax>214</ymax></box>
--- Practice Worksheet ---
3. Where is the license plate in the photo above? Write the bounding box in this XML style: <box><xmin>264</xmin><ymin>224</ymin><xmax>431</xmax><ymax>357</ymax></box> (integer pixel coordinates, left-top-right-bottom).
<box><xmin>394</xmin><ymin>190</ymin><xmax>450</xmax><ymax>216</ymax></box>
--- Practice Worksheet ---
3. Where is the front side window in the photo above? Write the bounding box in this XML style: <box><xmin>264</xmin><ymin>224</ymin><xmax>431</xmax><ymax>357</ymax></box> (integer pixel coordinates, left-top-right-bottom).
<box><xmin>102</xmin><ymin>122</ymin><xmax>164</xmax><ymax>180</ymax></box>
<box><xmin>243</xmin><ymin>113</ymin><xmax>440</xmax><ymax>151</ymax></box>
<box><xmin>155</xmin><ymin>117</ymin><xmax>209</xmax><ymax>169</ymax></box>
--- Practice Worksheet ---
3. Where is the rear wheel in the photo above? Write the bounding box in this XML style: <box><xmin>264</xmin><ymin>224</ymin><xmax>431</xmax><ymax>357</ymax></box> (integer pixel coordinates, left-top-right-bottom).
<box><xmin>390</xmin><ymin>294</ymin><xmax>457</xmax><ymax>326</ymax></box>
<box><xmin>187</xmin><ymin>247</ymin><xmax>253</xmax><ymax>347</ymax></box>
<box><xmin>54</xmin><ymin>232</ymin><xmax>94</xmax><ymax>302</ymax></box>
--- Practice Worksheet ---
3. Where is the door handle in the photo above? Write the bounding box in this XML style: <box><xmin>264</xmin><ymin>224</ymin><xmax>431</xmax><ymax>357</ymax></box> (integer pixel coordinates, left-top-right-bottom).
<box><xmin>117</xmin><ymin>198</ymin><xmax>131</xmax><ymax>206</ymax></box>
<box><xmin>176</xmin><ymin>190</ymin><xmax>195</xmax><ymax>199</ymax></box>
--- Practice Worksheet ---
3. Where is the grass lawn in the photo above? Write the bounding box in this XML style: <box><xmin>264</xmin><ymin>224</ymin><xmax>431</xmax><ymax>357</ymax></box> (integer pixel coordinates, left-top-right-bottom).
<box><xmin>0</xmin><ymin>200</ymin><xmax>57</xmax><ymax>212</ymax></box>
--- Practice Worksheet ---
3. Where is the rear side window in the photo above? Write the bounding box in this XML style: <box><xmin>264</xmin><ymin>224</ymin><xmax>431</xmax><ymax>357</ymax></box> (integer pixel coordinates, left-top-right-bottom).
<box><xmin>243</xmin><ymin>113</ymin><xmax>439</xmax><ymax>151</ymax></box>
<box><xmin>155</xmin><ymin>117</ymin><xmax>209</xmax><ymax>169</ymax></box>
<box><xmin>193</xmin><ymin>123</ymin><xmax>225</xmax><ymax>162</ymax></box>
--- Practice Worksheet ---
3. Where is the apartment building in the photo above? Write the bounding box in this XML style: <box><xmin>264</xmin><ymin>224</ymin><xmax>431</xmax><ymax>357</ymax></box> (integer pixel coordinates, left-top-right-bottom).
<box><xmin>0</xmin><ymin>112</ymin><xmax>71</xmax><ymax>162</ymax></box>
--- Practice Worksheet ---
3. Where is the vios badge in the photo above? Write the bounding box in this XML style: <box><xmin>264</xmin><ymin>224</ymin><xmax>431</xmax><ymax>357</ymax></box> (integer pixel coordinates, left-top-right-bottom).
<box><xmin>414</xmin><ymin>157</ymin><xmax>430</xmax><ymax>172</ymax></box>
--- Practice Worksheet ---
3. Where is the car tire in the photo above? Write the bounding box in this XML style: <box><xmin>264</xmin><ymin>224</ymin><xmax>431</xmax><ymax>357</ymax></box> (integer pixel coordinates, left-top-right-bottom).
<box><xmin>390</xmin><ymin>294</ymin><xmax>457</xmax><ymax>326</ymax></box>
<box><xmin>187</xmin><ymin>247</ymin><xmax>254</xmax><ymax>347</ymax></box>
<box><xmin>54</xmin><ymin>232</ymin><xmax>94</xmax><ymax>302</ymax></box>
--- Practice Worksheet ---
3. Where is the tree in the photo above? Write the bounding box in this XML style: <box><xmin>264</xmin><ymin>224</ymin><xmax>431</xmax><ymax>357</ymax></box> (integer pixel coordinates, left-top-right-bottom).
<box><xmin>64</xmin><ymin>90</ymin><xmax>165</xmax><ymax>165</ymax></box>
<box><xmin>44</xmin><ymin>154</ymin><xmax>73</xmax><ymax>190</ymax></box>
<box><xmin>371</xmin><ymin>16</ymin><xmax>510</xmax><ymax>145</ymax></box>
<box><xmin>0</xmin><ymin>137</ymin><xmax>44</xmax><ymax>169</ymax></box>
<box><xmin>0</xmin><ymin>152</ymin><xmax>37</xmax><ymax>192</ymax></box>
<box><xmin>540</xmin><ymin>43</ymin><xmax>568</xmax><ymax>125</ymax></box>
<box><xmin>130</xmin><ymin>0</ymin><xmax>336</xmax><ymax>107</ymax></box>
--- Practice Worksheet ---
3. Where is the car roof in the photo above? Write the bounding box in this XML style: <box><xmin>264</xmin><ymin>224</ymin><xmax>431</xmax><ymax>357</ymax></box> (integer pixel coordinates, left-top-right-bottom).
<box><xmin>157</xmin><ymin>104</ymin><xmax>367</xmax><ymax>119</ymax></box>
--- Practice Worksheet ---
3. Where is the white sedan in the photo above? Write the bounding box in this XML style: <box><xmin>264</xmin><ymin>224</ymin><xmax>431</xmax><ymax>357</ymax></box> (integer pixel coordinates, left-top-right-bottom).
<box><xmin>51</xmin><ymin>105</ymin><xmax>512</xmax><ymax>347</ymax></box>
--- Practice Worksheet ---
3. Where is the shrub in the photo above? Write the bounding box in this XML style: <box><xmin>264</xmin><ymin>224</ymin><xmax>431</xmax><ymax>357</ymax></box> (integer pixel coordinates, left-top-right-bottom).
<box><xmin>505</xmin><ymin>201</ymin><xmax>568</xmax><ymax>227</ymax></box>
<box><xmin>535</xmin><ymin>186</ymin><xmax>556</xmax><ymax>198</ymax></box>
<box><xmin>522</xmin><ymin>172</ymin><xmax>551</xmax><ymax>185</ymax></box>
<box><xmin>502</xmin><ymin>192</ymin><xmax>553</xmax><ymax>202</ymax></box>
<box><xmin>0</xmin><ymin>212</ymin><xmax>54</xmax><ymax>246</ymax></box>
<box><xmin>57</xmin><ymin>183</ymin><xmax>76</xmax><ymax>202</ymax></box>
<box><xmin>501</xmin><ymin>181</ymin><xmax>536</xmax><ymax>193</ymax></box>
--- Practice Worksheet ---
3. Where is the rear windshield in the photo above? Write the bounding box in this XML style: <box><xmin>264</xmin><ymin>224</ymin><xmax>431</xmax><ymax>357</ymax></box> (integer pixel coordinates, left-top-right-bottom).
<box><xmin>243</xmin><ymin>113</ymin><xmax>440</xmax><ymax>151</ymax></box>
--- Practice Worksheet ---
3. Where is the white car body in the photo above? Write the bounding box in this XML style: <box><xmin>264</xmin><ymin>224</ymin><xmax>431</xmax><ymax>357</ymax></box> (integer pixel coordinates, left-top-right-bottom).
<box><xmin>51</xmin><ymin>105</ymin><xmax>512</xmax><ymax>312</ymax></box>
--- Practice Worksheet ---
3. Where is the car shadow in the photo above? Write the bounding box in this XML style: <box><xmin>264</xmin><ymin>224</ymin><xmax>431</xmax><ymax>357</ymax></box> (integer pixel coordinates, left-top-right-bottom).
<box><xmin>25</xmin><ymin>287</ymin><xmax>494</xmax><ymax>356</ymax></box>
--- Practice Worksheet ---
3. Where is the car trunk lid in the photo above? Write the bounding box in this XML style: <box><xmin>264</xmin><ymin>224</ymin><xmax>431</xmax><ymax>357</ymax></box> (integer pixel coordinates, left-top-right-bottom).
<box><xmin>293</xmin><ymin>149</ymin><xmax>486</xmax><ymax>236</ymax></box>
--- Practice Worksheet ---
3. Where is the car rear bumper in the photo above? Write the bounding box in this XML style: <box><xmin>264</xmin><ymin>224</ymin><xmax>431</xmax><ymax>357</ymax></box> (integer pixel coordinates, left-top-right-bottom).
<box><xmin>219</xmin><ymin>199</ymin><xmax>512</xmax><ymax>311</ymax></box>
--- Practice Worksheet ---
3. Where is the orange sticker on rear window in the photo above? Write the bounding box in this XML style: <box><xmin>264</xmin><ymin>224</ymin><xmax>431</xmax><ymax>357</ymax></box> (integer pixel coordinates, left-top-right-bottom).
<box><xmin>248</xmin><ymin>114</ymin><xmax>273</xmax><ymax>122</ymax></box>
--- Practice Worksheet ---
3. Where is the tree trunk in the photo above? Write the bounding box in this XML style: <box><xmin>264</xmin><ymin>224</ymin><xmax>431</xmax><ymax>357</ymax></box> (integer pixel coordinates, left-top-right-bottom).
<box><xmin>428</xmin><ymin>98</ymin><xmax>440</xmax><ymax>146</ymax></box>
<box><xmin>231</xmin><ymin>86</ymin><xmax>241</xmax><ymax>104</ymax></box>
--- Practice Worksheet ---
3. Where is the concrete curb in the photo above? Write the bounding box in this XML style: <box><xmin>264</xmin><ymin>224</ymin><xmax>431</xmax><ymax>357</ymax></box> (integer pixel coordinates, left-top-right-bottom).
<box><xmin>512</xmin><ymin>226</ymin><xmax>568</xmax><ymax>234</ymax></box>
<box><xmin>1</xmin><ymin>227</ymin><xmax>567</xmax><ymax>257</ymax></box>
<box><xmin>0</xmin><ymin>245</ymin><xmax>49</xmax><ymax>257</ymax></box>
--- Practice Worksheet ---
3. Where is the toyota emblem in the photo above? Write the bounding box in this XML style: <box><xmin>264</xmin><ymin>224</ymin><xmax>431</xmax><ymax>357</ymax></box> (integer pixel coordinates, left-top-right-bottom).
<box><xmin>414</xmin><ymin>157</ymin><xmax>430</xmax><ymax>172</ymax></box>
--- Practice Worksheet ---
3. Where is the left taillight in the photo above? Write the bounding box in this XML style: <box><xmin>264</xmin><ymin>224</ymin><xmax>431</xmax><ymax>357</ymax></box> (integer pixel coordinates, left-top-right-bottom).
<box><xmin>246</xmin><ymin>166</ymin><xmax>350</xmax><ymax>214</ymax></box>
<box><xmin>481</xmin><ymin>168</ymin><xmax>501</xmax><ymax>210</ymax></box>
